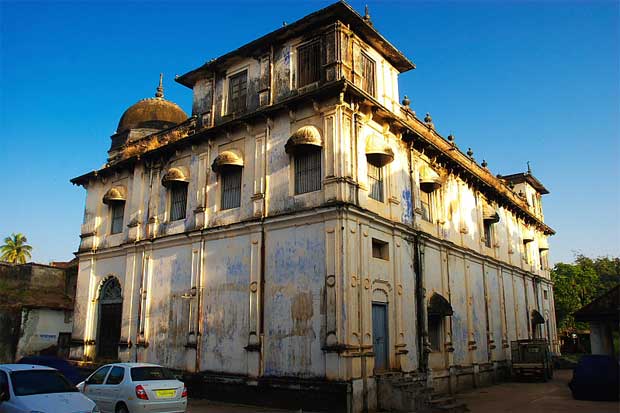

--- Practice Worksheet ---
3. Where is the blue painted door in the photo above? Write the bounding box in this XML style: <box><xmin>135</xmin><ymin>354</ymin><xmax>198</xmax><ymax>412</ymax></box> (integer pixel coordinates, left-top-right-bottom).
<box><xmin>372</xmin><ymin>303</ymin><xmax>388</xmax><ymax>371</ymax></box>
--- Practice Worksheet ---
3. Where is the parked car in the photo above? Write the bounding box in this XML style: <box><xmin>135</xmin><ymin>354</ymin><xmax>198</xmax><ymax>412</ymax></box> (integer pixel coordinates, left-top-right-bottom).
<box><xmin>77</xmin><ymin>363</ymin><xmax>187</xmax><ymax>413</ymax></box>
<box><xmin>17</xmin><ymin>355</ymin><xmax>84</xmax><ymax>385</ymax></box>
<box><xmin>569</xmin><ymin>354</ymin><xmax>619</xmax><ymax>401</ymax></box>
<box><xmin>0</xmin><ymin>364</ymin><xmax>99</xmax><ymax>413</ymax></box>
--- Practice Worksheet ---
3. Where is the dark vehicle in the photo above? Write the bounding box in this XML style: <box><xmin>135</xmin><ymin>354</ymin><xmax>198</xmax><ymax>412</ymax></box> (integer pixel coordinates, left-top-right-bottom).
<box><xmin>17</xmin><ymin>355</ymin><xmax>83</xmax><ymax>385</ymax></box>
<box><xmin>569</xmin><ymin>354</ymin><xmax>619</xmax><ymax>401</ymax></box>
<box><xmin>510</xmin><ymin>339</ymin><xmax>554</xmax><ymax>381</ymax></box>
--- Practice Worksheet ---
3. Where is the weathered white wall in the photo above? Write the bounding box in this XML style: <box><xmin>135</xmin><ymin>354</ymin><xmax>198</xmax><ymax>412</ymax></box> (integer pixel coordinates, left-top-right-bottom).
<box><xmin>71</xmin><ymin>15</ymin><xmax>559</xmax><ymax>408</ymax></box>
<box><xmin>16</xmin><ymin>308</ymin><xmax>72</xmax><ymax>360</ymax></box>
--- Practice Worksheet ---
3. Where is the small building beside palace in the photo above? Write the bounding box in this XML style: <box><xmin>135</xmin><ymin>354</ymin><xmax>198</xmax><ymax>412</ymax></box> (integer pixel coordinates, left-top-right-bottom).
<box><xmin>70</xmin><ymin>3</ymin><xmax>558</xmax><ymax>411</ymax></box>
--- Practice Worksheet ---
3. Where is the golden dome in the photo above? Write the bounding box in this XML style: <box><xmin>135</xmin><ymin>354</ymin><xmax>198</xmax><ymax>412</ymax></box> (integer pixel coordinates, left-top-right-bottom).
<box><xmin>116</xmin><ymin>74</ymin><xmax>188</xmax><ymax>133</ymax></box>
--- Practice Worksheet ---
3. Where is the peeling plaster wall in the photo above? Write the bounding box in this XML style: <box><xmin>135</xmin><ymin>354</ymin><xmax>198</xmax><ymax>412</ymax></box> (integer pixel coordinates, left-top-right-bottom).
<box><xmin>140</xmin><ymin>245</ymin><xmax>192</xmax><ymax>369</ymax></box>
<box><xmin>16</xmin><ymin>308</ymin><xmax>72</xmax><ymax>360</ymax></box>
<box><xmin>264</xmin><ymin>222</ymin><xmax>326</xmax><ymax>378</ymax></box>
<box><xmin>200</xmin><ymin>235</ymin><xmax>251</xmax><ymax>374</ymax></box>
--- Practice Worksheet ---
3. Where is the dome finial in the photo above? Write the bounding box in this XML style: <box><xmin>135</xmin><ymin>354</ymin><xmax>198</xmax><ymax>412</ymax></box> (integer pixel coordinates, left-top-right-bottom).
<box><xmin>155</xmin><ymin>73</ymin><xmax>164</xmax><ymax>98</ymax></box>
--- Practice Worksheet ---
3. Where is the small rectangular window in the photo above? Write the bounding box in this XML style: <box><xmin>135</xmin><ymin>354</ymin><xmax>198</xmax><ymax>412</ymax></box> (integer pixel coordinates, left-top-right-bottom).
<box><xmin>360</xmin><ymin>52</ymin><xmax>376</xmax><ymax>97</ymax></box>
<box><xmin>368</xmin><ymin>163</ymin><xmax>384</xmax><ymax>202</ymax></box>
<box><xmin>221</xmin><ymin>168</ymin><xmax>242</xmax><ymax>210</ymax></box>
<box><xmin>420</xmin><ymin>191</ymin><xmax>433</xmax><ymax>222</ymax></box>
<box><xmin>483</xmin><ymin>221</ymin><xmax>493</xmax><ymax>248</ymax></box>
<box><xmin>228</xmin><ymin>70</ymin><xmax>247</xmax><ymax>114</ymax></box>
<box><xmin>110</xmin><ymin>202</ymin><xmax>125</xmax><ymax>234</ymax></box>
<box><xmin>294</xmin><ymin>149</ymin><xmax>322</xmax><ymax>194</ymax></box>
<box><xmin>543</xmin><ymin>289</ymin><xmax>548</xmax><ymax>300</ymax></box>
<box><xmin>297</xmin><ymin>40</ymin><xmax>321</xmax><ymax>88</ymax></box>
<box><xmin>372</xmin><ymin>239</ymin><xmax>389</xmax><ymax>260</ymax></box>
<box><xmin>169</xmin><ymin>184</ymin><xmax>188</xmax><ymax>221</ymax></box>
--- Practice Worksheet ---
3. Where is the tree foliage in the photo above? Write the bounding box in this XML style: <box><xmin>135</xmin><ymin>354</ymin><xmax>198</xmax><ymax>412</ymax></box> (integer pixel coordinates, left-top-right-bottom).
<box><xmin>0</xmin><ymin>233</ymin><xmax>33</xmax><ymax>264</ymax></box>
<box><xmin>552</xmin><ymin>254</ymin><xmax>620</xmax><ymax>331</ymax></box>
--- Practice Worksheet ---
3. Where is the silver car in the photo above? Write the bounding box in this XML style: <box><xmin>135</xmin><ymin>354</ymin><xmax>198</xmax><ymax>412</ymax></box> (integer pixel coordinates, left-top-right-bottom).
<box><xmin>77</xmin><ymin>363</ymin><xmax>187</xmax><ymax>413</ymax></box>
<box><xmin>0</xmin><ymin>364</ymin><xmax>98</xmax><ymax>413</ymax></box>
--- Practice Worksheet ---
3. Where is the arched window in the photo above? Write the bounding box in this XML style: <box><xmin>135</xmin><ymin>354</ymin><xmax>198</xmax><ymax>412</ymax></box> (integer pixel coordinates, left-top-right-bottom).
<box><xmin>286</xmin><ymin>126</ymin><xmax>323</xmax><ymax>194</ymax></box>
<box><xmin>427</xmin><ymin>293</ymin><xmax>453</xmax><ymax>352</ymax></box>
<box><xmin>100</xmin><ymin>277</ymin><xmax>122</xmax><ymax>303</ymax></box>
<box><xmin>162</xmin><ymin>167</ymin><xmax>189</xmax><ymax>221</ymax></box>
<box><xmin>366</xmin><ymin>134</ymin><xmax>394</xmax><ymax>203</ymax></box>
<box><xmin>212</xmin><ymin>150</ymin><xmax>244</xmax><ymax>210</ymax></box>
<box><xmin>102</xmin><ymin>186</ymin><xmax>127</xmax><ymax>234</ymax></box>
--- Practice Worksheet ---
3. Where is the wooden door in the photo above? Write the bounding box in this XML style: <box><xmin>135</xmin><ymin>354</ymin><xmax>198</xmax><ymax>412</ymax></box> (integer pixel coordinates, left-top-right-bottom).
<box><xmin>372</xmin><ymin>303</ymin><xmax>388</xmax><ymax>371</ymax></box>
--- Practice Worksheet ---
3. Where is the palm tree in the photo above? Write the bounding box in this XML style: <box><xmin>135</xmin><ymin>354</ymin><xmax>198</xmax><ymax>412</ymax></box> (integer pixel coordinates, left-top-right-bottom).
<box><xmin>0</xmin><ymin>233</ymin><xmax>33</xmax><ymax>264</ymax></box>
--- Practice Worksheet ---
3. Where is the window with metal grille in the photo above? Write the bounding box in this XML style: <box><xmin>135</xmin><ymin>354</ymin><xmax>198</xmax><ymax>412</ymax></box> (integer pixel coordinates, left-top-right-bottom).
<box><xmin>483</xmin><ymin>220</ymin><xmax>493</xmax><ymax>247</ymax></box>
<box><xmin>420</xmin><ymin>190</ymin><xmax>433</xmax><ymax>222</ymax></box>
<box><xmin>360</xmin><ymin>52</ymin><xmax>376</xmax><ymax>97</ymax></box>
<box><xmin>110</xmin><ymin>202</ymin><xmax>125</xmax><ymax>234</ymax></box>
<box><xmin>367</xmin><ymin>163</ymin><xmax>384</xmax><ymax>202</ymax></box>
<box><xmin>221</xmin><ymin>168</ymin><xmax>242</xmax><ymax>210</ymax></box>
<box><xmin>297</xmin><ymin>40</ymin><xmax>321</xmax><ymax>88</ymax></box>
<box><xmin>169</xmin><ymin>183</ymin><xmax>188</xmax><ymax>221</ymax></box>
<box><xmin>228</xmin><ymin>70</ymin><xmax>247</xmax><ymax>114</ymax></box>
<box><xmin>294</xmin><ymin>149</ymin><xmax>322</xmax><ymax>194</ymax></box>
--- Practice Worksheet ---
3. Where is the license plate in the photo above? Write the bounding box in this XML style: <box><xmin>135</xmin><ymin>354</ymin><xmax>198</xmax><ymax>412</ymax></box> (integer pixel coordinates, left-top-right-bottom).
<box><xmin>155</xmin><ymin>389</ymin><xmax>176</xmax><ymax>398</ymax></box>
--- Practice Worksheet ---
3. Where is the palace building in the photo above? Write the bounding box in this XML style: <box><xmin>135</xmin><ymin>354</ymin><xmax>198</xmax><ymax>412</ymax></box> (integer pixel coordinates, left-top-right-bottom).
<box><xmin>70</xmin><ymin>3</ymin><xmax>557</xmax><ymax>411</ymax></box>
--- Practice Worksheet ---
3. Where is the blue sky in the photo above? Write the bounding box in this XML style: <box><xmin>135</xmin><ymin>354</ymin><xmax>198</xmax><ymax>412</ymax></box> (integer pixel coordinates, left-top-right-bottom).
<box><xmin>0</xmin><ymin>1</ymin><xmax>618</xmax><ymax>264</ymax></box>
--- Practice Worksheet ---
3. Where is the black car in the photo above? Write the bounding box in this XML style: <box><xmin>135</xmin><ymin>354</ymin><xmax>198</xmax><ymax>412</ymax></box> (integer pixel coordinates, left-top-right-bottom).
<box><xmin>17</xmin><ymin>355</ymin><xmax>84</xmax><ymax>385</ymax></box>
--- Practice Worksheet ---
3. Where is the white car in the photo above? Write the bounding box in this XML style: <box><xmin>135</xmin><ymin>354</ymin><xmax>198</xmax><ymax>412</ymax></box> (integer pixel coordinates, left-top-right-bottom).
<box><xmin>77</xmin><ymin>363</ymin><xmax>187</xmax><ymax>413</ymax></box>
<box><xmin>0</xmin><ymin>364</ymin><xmax>98</xmax><ymax>413</ymax></box>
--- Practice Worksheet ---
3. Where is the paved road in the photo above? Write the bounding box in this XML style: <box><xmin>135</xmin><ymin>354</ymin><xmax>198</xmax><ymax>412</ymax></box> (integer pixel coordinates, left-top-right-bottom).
<box><xmin>459</xmin><ymin>369</ymin><xmax>618</xmax><ymax>413</ymax></box>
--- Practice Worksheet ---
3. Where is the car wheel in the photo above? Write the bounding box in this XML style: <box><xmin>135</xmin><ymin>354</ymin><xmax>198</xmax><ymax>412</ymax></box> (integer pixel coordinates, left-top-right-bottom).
<box><xmin>116</xmin><ymin>402</ymin><xmax>130</xmax><ymax>413</ymax></box>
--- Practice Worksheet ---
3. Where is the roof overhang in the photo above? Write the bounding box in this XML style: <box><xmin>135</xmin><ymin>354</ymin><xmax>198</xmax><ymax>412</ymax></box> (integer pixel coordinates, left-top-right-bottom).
<box><xmin>176</xmin><ymin>2</ymin><xmax>414</xmax><ymax>88</ymax></box>
<box><xmin>501</xmin><ymin>172</ymin><xmax>549</xmax><ymax>195</ymax></box>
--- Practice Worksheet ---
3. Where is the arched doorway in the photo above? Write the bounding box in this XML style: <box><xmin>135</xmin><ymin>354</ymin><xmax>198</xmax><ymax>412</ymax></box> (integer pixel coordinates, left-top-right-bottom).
<box><xmin>97</xmin><ymin>277</ymin><xmax>122</xmax><ymax>360</ymax></box>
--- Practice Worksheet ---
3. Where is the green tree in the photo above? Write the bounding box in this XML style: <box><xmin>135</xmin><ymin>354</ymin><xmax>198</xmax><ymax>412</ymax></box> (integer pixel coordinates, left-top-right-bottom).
<box><xmin>0</xmin><ymin>233</ymin><xmax>33</xmax><ymax>264</ymax></box>
<box><xmin>552</xmin><ymin>254</ymin><xmax>620</xmax><ymax>331</ymax></box>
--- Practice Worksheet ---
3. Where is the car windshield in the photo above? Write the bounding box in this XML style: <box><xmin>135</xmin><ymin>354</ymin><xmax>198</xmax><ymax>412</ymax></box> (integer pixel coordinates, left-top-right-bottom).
<box><xmin>11</xmin><ymin>370</ymin><xmax>78</xmax><ymax>396</ymax></box>
<box><xmin>130</xmin><ymin>367</ymin><xmax>175</xmax><ymax>381</ymax></box>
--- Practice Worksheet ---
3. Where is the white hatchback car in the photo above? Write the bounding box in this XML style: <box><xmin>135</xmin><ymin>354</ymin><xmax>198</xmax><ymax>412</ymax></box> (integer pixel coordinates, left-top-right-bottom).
<box><xmin>77</xmin><ymin>363</ymin><xmax>187</xmax><ymax>413</ymax></box>
<box><xmin>0</xmin><ymin>364</ymin><xmax>98</xmax><ymax>413</ymax></box>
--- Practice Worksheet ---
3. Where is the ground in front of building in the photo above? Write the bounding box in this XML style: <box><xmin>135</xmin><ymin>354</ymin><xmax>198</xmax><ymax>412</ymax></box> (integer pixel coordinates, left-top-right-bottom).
<box><xmin>187</xmin><ymin>369</ymin><xmax>618</xmax><ymax>413</ymax></box>
<box><xmin>459</xmin><ymin>368</ymin><xmax>618</xmax><ymax>413</ymax></box>
<box><xmin>187</xmin><ymin>399</ymin><xmax>303</xmax><ymax>413</ymax></box>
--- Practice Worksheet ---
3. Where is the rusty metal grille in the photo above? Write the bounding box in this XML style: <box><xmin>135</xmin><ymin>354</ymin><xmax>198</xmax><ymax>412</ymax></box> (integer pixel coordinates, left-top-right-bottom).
<box><xmin>110</xmin><ymin>202</ymin><xmax>125</xmax><ymax>234</ymax></box>
<box><xmin>228</xmin><ymin>70</ymin><xmax>247</xmax><ymax>114</ymax></box>
<box><xmin>361</xmin><ymin>52</ymin><xmax>376</xmax><ymax>97</ymax></box>
<box><xmin>421</xmin><ymin>191</ymin><xmax>433</xmax><ymax>222</ymax></box>
<box><xmin>368</xmin><ymin>163</ymin><xmax>384</xmax><ymax>202</ymax></box>
<box><xmin>170</xmin><ymin>183</ymin><xmax>188</xmax><ymax>221</ymax></box>
<box><xmin>221</xmin><ymin>168</ymin><xmax>242</xmax><ymax>210</ymax></box>
<box><xmin>294</xmin><ymin>149</ymin><xmax>322</xmax><ymax>194</ymax></box>
<box><xmin>297</xmin><ymin>40</ymin><xmax>321</xmax><ymax>88</ymax></box>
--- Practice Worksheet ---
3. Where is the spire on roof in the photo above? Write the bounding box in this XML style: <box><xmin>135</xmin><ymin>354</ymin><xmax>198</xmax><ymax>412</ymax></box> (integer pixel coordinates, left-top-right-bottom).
<box><xmin>155</xmin><ymin>73</ymin><xmax>164</xmax><ymax>98</ymax></box>
<box><xmin>364</xmin><ymin>5</ymin><xmax>372</xmax><ymax>25</ymax></box>
<box><xmin>527</xmin><ymin>161</ymin><xmax>532</xmax><ymax>174</ymax></box>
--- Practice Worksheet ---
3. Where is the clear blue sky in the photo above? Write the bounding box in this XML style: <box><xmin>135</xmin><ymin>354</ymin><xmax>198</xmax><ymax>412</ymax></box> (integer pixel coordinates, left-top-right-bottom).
<box><xmin>1</xmin><ymin>1</ymin><xmax>618</xmax><ymax>264</ymax></box>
